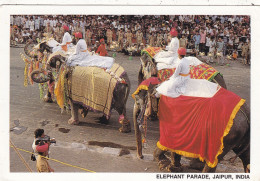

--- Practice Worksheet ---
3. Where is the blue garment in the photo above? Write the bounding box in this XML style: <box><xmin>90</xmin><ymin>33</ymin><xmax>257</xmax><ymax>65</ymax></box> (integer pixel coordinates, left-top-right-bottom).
<box><xmin>193</xmin><ymin>35</ymin><xmax>201</xmax><ymax>45</ymax></box>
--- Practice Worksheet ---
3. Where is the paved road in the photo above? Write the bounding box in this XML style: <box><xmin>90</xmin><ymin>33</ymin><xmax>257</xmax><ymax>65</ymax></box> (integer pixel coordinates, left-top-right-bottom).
<box><xmin>9</xmin><ymin>46</ymin><xmax>250</xmax><ymax>174</ymax></box>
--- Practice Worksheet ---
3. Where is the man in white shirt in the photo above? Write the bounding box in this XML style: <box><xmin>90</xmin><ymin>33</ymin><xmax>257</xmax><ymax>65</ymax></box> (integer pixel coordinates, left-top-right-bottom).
<box><xmin>28</xmin><ymin>18</ymin><xmax>35</xmax><ymax>31</ymax></box>
<box><xmin>154</xmin><ymin>28</ymin><xmax>180</xmax><ymax>71</ymax></box>
<box><xmin>52</xmin><ymin>25</ymin><xmax>72</xmax><ymax>53</ymax></box>
<box><xmin>25</xmin><ymin>17</ymin><xmax>29</xmax><ymax>29</ymax></box>
<box><xmin>156</xmin><ymin>47</ymin><xmax>190</xmax><ymax>98</ymax></box>
<box><xmin>35</xmin><ymin>16</ymin><xmax>40</xmax><ymax>30</ymax></box>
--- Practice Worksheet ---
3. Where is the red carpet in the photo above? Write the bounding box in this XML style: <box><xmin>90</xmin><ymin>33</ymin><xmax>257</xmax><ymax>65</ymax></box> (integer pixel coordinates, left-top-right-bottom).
<box><xmin>157</xmin><ymin>88</ymin><xmax>245</xmax><ymax>168</ymax></box>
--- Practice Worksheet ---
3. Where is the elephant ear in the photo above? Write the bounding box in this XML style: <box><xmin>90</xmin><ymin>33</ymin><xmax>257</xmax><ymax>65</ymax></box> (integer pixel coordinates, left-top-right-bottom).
<box><xmin>39</xmin><ymin>42</ymin><xmax>52</xmax><ymax>53</ymax></box>
<box><xmin>48</xmin><ymin>55</ymin><xmax>65</xmax><ymax>68</ymax></box>
<box><xmin>148</xmin><ymin>83</ymin><xmax>159</xmax><ymax>114</ymax></box>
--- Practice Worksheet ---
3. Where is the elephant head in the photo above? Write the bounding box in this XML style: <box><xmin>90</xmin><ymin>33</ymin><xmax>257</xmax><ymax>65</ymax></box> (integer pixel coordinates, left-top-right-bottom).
<box><xmin>138</xmin><ymin>53</ymin><xmax>157</xmax><ymax>84</ymax></box>
<box><xmin>30</xmin><ymin>54</ymin><xmax>66</xmax><ymax>84</ymax></box>
<box><xmin>24</xmin><ymin>39</ymin><xmax>53</xmax><ymax>60</ymax></box>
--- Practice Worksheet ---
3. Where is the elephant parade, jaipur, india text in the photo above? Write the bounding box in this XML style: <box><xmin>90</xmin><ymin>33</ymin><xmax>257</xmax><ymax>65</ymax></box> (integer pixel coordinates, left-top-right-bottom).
<box><xmin>156</xmin><ymin>174</ymin><xmax>250</xmax><ymax>180</ymax></box>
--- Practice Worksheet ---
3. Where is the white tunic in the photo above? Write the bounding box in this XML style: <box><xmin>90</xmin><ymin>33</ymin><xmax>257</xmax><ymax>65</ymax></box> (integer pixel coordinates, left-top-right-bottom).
<box><xmin>156</xmin><ymin>57</ymin><xmax>218</xmax><ymax>98</ymax></box>
<box><xmin>156</xmin><ymin>57</ymin><xmax>190</xmax><ymax>98</ymax></box>
<box><xmin>67</xmin><ymin>39</ymin><xmax>114</xmax><ymax>69</ymax></box>
<box><xmin>154</xmin><ymin>37</ymin><xmax>179</xmax><ymax>70</ymax></box>
<box><xmin>52</xmin><ymin>32</ymin><xmax>72</xmax><ymax>53</ymax></box>
<box><xmin>61</xmin><ymin>32</ymin><xmax>72</xmax><ymax>45</ymax></box>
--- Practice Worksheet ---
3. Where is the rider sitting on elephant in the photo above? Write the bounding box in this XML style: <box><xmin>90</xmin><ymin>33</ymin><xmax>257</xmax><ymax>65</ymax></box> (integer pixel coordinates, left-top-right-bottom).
<box><xmin>154</xmin><ymin>28</ymin><xmax>179</xmax><ymax>71</ymax></box>
<box><xmin>67</xmin><ymin>32</ymin><xmax>114</xmax><ymax>70</ymax></box>
<box><xmin>52</xmin><ymin>25</ymin><xmax>72</xmax><ymax>53</ymax></box>
<box><xmin>155</xmin><ymin>47</ymin><xmax>219</xmax><ymax>98</ymax></box>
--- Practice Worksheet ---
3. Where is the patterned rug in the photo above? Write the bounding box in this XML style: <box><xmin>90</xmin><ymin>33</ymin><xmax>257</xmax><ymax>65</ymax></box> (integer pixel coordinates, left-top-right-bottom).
<box><xmin>157</xmin><ymin>63</ymin><xmax>220</xmax><ymax>82</ymax></box>
<box><xmin>141</xmin><ymin>47</ymin><xmax>162</xmax><ymax>59</ymax></box>
<box><xmin>70</xmin><ymin>63</ymin><xmax>125</xmax><ymax>116</ymax></box>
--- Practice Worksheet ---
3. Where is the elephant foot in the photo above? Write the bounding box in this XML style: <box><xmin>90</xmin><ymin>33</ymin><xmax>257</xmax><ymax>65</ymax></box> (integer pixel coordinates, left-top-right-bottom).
<box><xmin>68</xmin><ymin>118</ymin><xmax>79</xmax><ymax>125</ymax></box>
<box><xmin>189</xmin><ymin>158</ymin><xmax>205</xmax><ymax>171</ymax></box>
<box><xmin>80</xmin><ymin>109</ymin><xmax>88</xmax><ymax>118</ymax></box>
<box><xmin>44</xmin><ymin>95</ymin><xmax>53</xmax><ymax>103</ymax></box>
<box><xmin>119</xmin><ymin>120</ymin><xmax>131</xmax><ymax>133</ymax></box>
<box><xmin>137</xmin><ymin>154</ymin><xmax>144</xmax><ymax>159</ymax></box>
<box><xmin>153</xmin><ymin>147</ymin><xmax>167</xmax><ymax>162</ymax></box>
<box><xmin>246</xmin><ymin>164</ymin><xmax>250</xmax><ymax>173</ymax></box>
<box><xmin>158</xmin><ymin>158</ymin><xmax>171</xmax><ymax>171</ymax></box>
<box><xmin>96</xmin><ymin>115</ymin><xmax>109</xmax><ymax>124</ymax></box>
<box><xmin>167</xmin><ymin>164</ymin><xmax>183</xmax><ymax>172</ymax></box>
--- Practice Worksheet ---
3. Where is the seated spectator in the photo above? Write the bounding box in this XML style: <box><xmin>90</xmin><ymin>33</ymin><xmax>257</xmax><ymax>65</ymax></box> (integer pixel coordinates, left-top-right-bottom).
<box><xmin>96</xmin><ymin>38</ymin><xmax>108</xmax><ymax>56</ymax></box>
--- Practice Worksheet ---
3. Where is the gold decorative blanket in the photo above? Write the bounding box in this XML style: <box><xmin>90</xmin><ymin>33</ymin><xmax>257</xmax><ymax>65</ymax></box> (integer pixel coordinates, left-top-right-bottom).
<box><xmin>71</xmin><ymin>63</ymin><xmax>125</xmax><ymax>116</ymax></box>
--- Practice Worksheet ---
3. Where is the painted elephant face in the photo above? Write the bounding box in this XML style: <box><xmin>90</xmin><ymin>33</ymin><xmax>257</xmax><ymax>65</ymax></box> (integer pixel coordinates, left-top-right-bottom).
<box><xmin>140</xmin><ymin>54</ymin><xmax>157</xmax><ymax>80</ymax></box>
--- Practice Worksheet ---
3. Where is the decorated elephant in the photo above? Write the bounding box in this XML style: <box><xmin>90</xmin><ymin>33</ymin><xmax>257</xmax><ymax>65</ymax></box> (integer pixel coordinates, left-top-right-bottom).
<box><xmin>23</xmin><ymin>39</ymin><xmax>131</xmax><ymax>133</ymax></box>
<box><xmin>132</xmin><ymin>48</ymin><xmax>250</xmax><ymax>173</ymax></box>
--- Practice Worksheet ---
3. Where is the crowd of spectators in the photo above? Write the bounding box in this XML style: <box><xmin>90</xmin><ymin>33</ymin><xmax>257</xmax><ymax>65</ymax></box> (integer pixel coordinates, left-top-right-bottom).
<box><xmin>10</xmin><ymin>15</ymin><xmax>251</xmax><ymax>65</ymax></box>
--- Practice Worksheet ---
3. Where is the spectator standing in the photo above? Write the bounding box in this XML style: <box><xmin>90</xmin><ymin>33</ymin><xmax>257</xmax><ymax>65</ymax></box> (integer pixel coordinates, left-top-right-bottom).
<box><xmin>44</xmin><ymin>22</ymin><xmax>53</xmax><ymax>38</ymax></box>
<box><xmin>136</xmin><ymin>29</ymin><xmax>143</xmax><ymax>48</ymax></box>
<box><xmin>205</xmin><ymin>34</ymin><xmax>211</xmax><ymax>56</ymax></box>
<box><xmin>125</xmin><ymin>30</ymin><xmax>133</xmax><ymax>46</ymax></box>
<box><xmin>208</xmin><ymin>36</ymin><xmax>216</xmax><ymax>63</ymax></box>
<box><xmin>35</xmin><ymin>16</ymin><xmax>40</xmax><ymax>30</ymax></box>
<box><xmin>216</xmin><ymin>37</ymin><xmax>224</xmax><ymax>65</ymax></box>
<box><xmin>54</xmin><ymin>23</ymin><xmax>63</xmax><ymax>43</ymax></box>
<box><xmin>199</xmin><ymin>29</ymin><xmax>206</xmax><ymax>52</ymax></box>
<box><xmin>156</xmin><ymin>32</ymin><xmax>163</xmax><ymax>47</ymax></box>
<box><xmin>106</xmin><ymin>28</ymin><xmax>113</xmax><ymax>47</ymax></box>
<box><xmin>117</xmin><ymin>29</ymin><xmax>124</xmax><ymax>51</ymax></box>
<box><xmin>222</xmin><ymin>31</ymin><xmax>229</xmax><ymax>58</ymax></box>
<box><xmin>149</xmin><ymin>32</ymin><xmax>156</xmax><ymax>46</ymax></box>
<box><xmin>28</xmin><ymin>18</ymin><xmax>35</xmax><ymax>31</ymax></box>
<box><xmin>192</xmin><ymin>31</ymin><xmax>201</xmax><ymax>56</ymax></box>
<box><xmin>241</xmin><ymin>42</ymin><xmax>249</xmax><ymax>65</ymax></box>
<box><xmin>179</xmin><ymin>34</ymin><xmax>187</xmax><ymax>48</ymax></box>
<box><xmin>85</xmin><ymin>29</ymin><xmax>92</xmax><ymax>47</ymax></box>
<box><xmin>25</xmin><ymin>17</ymin><xmax>29</xmax><ymax>29</ymax></box>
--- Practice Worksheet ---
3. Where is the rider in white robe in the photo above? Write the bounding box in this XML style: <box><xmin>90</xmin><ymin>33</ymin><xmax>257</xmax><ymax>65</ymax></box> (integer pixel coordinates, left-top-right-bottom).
<box><xmin>67</xmin><ymin>32</ymin><xmax>114</xmax><ymax>69</ymax></box>
<box><xmin>156</xmin><ymin>47</ymin><xmax>219</xmax><ymax>98</ymax></box>
<box><xmin>52</xmin><ymin>25</ymin><xmax>72</xmax><ymax>53</ymax></box>
<box><xmin>154</xmin><ymin>28</ymin><xmax>180</xmax><ymax>70</ymax></box>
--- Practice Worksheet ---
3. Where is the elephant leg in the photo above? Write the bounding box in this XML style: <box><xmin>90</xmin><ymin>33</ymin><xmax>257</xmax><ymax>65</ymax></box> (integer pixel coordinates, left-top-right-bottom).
<box><xmin>44</xmin><ymin>90</ymin><xmax>53</xmax><ymax>103</ymax></box>
<box><xmin>79</xmin><ymin>108</ymin><xmax>88</xmax><ymax>118</ymax></box>
<box><xmin>167</xmin><ymin>152</ymin><xmax>183</xmax><ymax>172</ymax></box>
<box><xmin>118</xmin><ymin>106</ymin><xmax>131</xmax><ymax>133</ymax></box>
<box><xmin>202</xmin><ymin>164</ymin><xmax>217</xmax><ymax>173</ymax></box>
<box><xmin>97</xmin><ymin>115</ymin><xmax>109</xmax><ymax>125</ymax></box>
<box><xmin>189</xmin><ymin>158</ymin><xmax>205</xmax><ymax>171</ymax></box>
<box><xmin>233</xmin><ymin>146</ymin><xmax>250</xmax><ymax>173</ymax></box>
<box><xmin>133</xmin><ymin>103</ymin><xmax>143</xmax><ymax>159</ymax></box>
<box><xmin>68</xmin><ymin>100</ymin><xmax>80</xmax><ymax>125</ymax></box>
<box><xmin>153</xmin><ymin>147</ymin><xmax>171</xmax><ymax>171</ymax></box>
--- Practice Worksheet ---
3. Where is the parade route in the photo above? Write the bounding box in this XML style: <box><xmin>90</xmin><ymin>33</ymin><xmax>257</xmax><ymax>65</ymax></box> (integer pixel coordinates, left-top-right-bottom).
<box><xmin>9</xmin><ymin>46</ymin><xmax>250</xmax><ymax>173</ymax></box>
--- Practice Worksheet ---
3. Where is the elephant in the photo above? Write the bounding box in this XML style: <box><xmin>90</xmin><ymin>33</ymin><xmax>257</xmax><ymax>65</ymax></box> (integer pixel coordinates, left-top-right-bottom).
<box><xmin>28</xmin><ymin>43</ymin><xmax>131</xmax><ymax>133</ymax></box>
<box><xmin>133</xmin><ymin>52</ymin><xmax>250</xmax><ymax>172</ymax></box>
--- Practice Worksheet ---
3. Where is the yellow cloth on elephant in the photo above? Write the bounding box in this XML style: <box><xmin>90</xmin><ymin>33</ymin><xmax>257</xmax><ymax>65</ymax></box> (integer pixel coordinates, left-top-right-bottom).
<box><xmin>54</xmin><ymin>67</ymin><xmax>65</xmax><ymax>109</ymax></box>
<box><xmin>71</xmin><ymin>63</ymin><xmax>125</xmax><ymax>116</ymax></box>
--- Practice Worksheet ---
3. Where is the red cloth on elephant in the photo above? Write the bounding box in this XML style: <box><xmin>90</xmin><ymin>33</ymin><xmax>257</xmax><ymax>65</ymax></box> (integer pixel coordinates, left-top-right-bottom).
<box><xmin>132</xmin><ymin>77</ymin><xmax>160</xmax><ymax>99</ymax></box>
<box><xmin>157</xmin><ymin>88</ymin><xmax>245</xmax><ymax>168</ymax></box>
